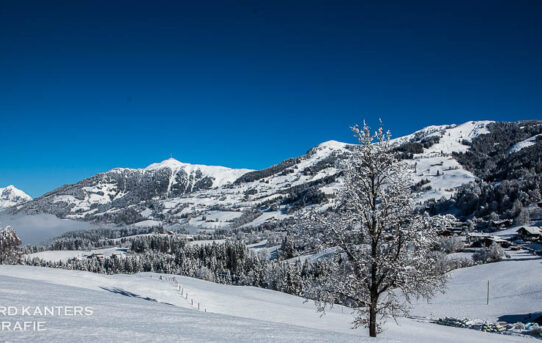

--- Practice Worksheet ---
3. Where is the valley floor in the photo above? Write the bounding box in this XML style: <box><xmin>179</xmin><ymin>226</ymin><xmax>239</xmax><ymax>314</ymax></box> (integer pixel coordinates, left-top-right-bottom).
<box><xmin>0</xmin><ymin>251</ymin><xmax>540</xmax><ymax>342</ymax></box>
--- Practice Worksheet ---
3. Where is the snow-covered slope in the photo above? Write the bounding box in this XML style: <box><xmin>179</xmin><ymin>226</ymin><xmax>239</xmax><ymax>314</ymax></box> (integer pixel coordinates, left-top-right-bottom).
<box><xmin>9</xmin><ymin>121</ymin><xmax>505</xmax><ymax>231</ymax></box>
<box><xmin>0</xmin><ymin>261</ymin><xmax>535</xmax><ymax>342</ymax></box>
<box><xmin>0</xmin><ymin>185</ymin><xmax>31</xmax><ymax>209</ymax></box>
<box><xmin>394</xmin><ymin>121</ymin><xmax>494</xmax><ymax>203</ymax></box>
<box><xmin>410</xmin><ymin>250</ymin><xmax>542</xmax><ymax>322</ymax></box>
<box><xmin>508</xmin><ymin>133</ymin><xmax>541</xmax><ymax>153</ymax></box>
<box><xmin>0</xmin><ymin>271</ymin><xmax>358</xmax><ymax>343</ymax></box>
<box><xmin>391</xmin><ymin>121</ymin><xmax>492</xmax><ymax>154</ymax></box>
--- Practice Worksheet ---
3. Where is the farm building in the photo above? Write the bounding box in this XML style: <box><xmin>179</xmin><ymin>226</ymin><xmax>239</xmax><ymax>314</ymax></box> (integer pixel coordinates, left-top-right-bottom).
<box><xmin>466</xmin><ymin>232</ymin><xmax>489</xmax><ymax>245</ymax></box>
<box><xmin>86</xmin><ymin>253</ymin><xmax>105</xmax><ymax>260</ymax></box>
<box><xmin>469</xmin><ymin>234</ymin><xmax>512</xmax><ymax>248</ymax></box>
<box><xmin>437</xmin><ymin>227</ymin><xmax>465</xmax><ymax>236</ymax></box>
<box><xmin>516</xmin><ymin>226</ymin><xmax>542</xmax><ymax>241</ymax></box>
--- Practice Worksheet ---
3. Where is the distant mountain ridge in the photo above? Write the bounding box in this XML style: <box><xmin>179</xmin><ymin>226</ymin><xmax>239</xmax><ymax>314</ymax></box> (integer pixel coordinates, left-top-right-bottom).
<box><xmin>9</xmin><ymin>120</ymin><xmax>542</xmax><ymax>230</ymax></box>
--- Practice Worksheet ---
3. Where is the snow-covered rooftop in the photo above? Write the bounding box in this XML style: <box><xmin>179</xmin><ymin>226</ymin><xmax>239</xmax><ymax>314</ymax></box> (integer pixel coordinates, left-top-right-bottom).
<box><xmin>517</xmin><ymin>226</ymin><xmax>542</xmax><ymax>235</ymax></box>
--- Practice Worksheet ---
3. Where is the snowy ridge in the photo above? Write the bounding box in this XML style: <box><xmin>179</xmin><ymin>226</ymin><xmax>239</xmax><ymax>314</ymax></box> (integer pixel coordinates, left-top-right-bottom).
<box><xmin>144</xmin><ymin>158</ymin><xmax>253</xmax><ymax>188</ymax></box>
<box><xmin>391</xmin><ymin>124</ymin><xmax>453</xmax><ymax>147</ymax></box>
<box><xmin>391</xmin><ymin>121</ymin><xmax>493</xmax><ymax>153</ymax></box>
<box><xmin>0</xmin><ymin>185</ymin><xmax>31</xmax><ymax>209</ymax></box>
<box><xmin>423</xmin><ymin>120</ymin><xmax>493</xmax><ymax>154</ymax></box>
<box><xmin>312</xmin><ymin>140</ymin><xmax>351</xmax><ymax>152</ymax></box>
<box><xmin>10</xmin><ymin>120</ymin><xmax>505</xmax><ymax>230</ymax></box>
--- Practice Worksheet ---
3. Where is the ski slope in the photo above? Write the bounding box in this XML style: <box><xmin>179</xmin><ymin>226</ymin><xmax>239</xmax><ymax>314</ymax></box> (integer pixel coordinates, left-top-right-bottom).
<box><xmin>1</xmin><ymin>252</ymin><xmax>539</xmax><ymax>342</ymax></box>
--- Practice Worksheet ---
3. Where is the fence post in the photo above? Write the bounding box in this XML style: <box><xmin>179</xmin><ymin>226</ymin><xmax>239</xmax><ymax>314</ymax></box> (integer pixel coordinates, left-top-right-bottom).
<box><xmin>486</xmin><ymin>280</ymin><xmax>490</xmax><ymax>305</ymax></box>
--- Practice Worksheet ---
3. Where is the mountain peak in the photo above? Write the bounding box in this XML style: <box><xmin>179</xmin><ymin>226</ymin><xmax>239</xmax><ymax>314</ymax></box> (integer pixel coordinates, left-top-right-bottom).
<box><xmin>145</xmin><ymin>158</ymin><xmax>186</xmax><ymax>171</ymax></box>
<box><xmin>0</xmin><ymin>185</ymin><xmax>32</xmax><ymax>209</ymax></box>
<box><xmin>317</xmin><ymin>140</ymin><xmax>349</xmax><ymax>149</ymax></box>
<box><xmin>142</xmin><ymin>157</ymin><xmax>254</xmax><ymax>188</ymax></box>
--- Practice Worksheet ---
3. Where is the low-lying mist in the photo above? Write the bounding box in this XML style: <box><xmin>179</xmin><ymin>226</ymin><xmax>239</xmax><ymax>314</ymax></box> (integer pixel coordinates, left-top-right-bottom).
<box><xmin>0</xmin><ymin>214</ymin><xmax>98</xmax><ymax>245</ymax></box>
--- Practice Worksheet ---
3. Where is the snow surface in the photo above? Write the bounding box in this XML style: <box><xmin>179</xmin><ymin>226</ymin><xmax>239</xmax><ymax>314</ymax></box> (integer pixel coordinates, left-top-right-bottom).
<box><xmin>390</xmin><ymin>121</ymin><xmax>492</xmax><ymax>153</ymax></box>
<box><xmin>0</xmin><ymin>272</ymin><xmax>358</xmax><ymax>342</ymax></box>
<box><xmin>424</xmin><ymin>121</ymin><xmax>492</xmax><ymax>154</ymax></box>
<box><xmin>408</xmin><ymin>155</ymin><xmax>477</xmax><ymax>203</ymax></box>
<box><xmin>508</xmin><ymin>134</ymin><xmax>541</xmax><ymax>153</ymax></box>
<box><xmin>410</xmin><ymin>250</ymin><xmax>542</xmax><ymax>322</ymax></box>
<box><xmin>0</xmin><ymin>251</ymin><xmax>539</xmax><ymax>342</ymax></box>
<box><xmin>394</xmin><ymin>121</ymin><xmax>493</xmax><ymax>202</ymax></box>
<box><xmin>132</xmin><ymin>219</ymin><xmax>162</xmax><ymax>227</ymax></box>
<box><xmin>314</xmin><ymin>140</ymin><xmax>350</xmax><ymax>152</ymax></box>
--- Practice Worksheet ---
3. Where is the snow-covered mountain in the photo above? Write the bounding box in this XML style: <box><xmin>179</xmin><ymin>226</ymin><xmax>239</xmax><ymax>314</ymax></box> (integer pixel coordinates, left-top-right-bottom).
<box><xmin>10</xmin><ymin>120</ymin><xmax>542</xmax><ymax>231</ymax></box>
<box><xmin>12</xmin><ymin>158</ymin><xmax>252</xmax><ymax>225</ymax></box>
<box><xmin>0</xmin><ymin>185</ymin><xmax>32</xmax><ymax>209</ymax></box>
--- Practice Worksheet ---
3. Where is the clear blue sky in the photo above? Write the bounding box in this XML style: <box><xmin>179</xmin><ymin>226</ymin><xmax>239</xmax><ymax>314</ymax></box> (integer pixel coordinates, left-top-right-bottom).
<box><xmin>1</xmin><ymin>0</ymin><xmax>541</xmax><ymax>197</ymax></box>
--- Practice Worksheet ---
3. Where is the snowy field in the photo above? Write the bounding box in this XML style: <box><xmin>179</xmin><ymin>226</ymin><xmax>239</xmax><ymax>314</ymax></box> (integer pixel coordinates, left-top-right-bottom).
<box><xmin>25</xmin><ymin>247</ymin><xmax>128</xmax><ymax>263</ymax></box>
<box><xmin>410</xmin><ymin>250</ymin><xmax>542</xmax><ymax>321</ymax></box>
<box><xmin>1</xmin><ymin>251</ymin><xmax>540</xmax><ymax>342</ymax></box>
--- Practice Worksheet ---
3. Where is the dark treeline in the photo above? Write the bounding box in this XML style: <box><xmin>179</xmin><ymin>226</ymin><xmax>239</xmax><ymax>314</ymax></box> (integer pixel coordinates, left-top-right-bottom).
<box><xmin>24</xmin><ymin>236</ymin><xmax>332</xmax><ymax>297</ymax></box>
<box><xmin>22</xmin><ymin>226</ymin><xmax>232</xmax><ymax>253</ymax></box>
<box><xmin>21</xmin><ymin>228</ymin><xmax>154</xmax><ymax>253</ymax></box>
<box><xmin>22</xmin><ymin>227</ymin><xmax>477</xmax><ymax>301</ymax></box>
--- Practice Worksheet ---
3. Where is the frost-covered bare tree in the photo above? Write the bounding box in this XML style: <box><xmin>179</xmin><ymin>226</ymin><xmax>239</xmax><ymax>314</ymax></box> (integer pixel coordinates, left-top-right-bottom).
<box><xmin>0</xmin><ymin>225</ymin><xmax>22</xmax><ymax>264</ymax></box>
<box><xmin>304</xmin><ymin>122</ymin><xmax>448</xmax><ymax>337</ymax></box>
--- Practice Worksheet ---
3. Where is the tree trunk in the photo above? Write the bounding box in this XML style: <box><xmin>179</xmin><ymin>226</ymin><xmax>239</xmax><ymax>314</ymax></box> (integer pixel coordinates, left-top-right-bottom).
<box><xmin>369</xmin><ymin>303</ymin><xmax>377</xmax><ymax>337</ymax></box>
<box><xmin>369</xmin><ymin>230</ymin><xmax>378</xmax><ymax>338</ymax></box>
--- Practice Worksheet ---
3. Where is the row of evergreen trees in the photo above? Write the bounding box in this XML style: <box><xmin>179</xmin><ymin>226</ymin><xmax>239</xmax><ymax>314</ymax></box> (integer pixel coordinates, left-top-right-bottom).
<box><xmin>24</xmin><ymin>237</ymin><xmax>332</xmax><ymax>297</ymax></box>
